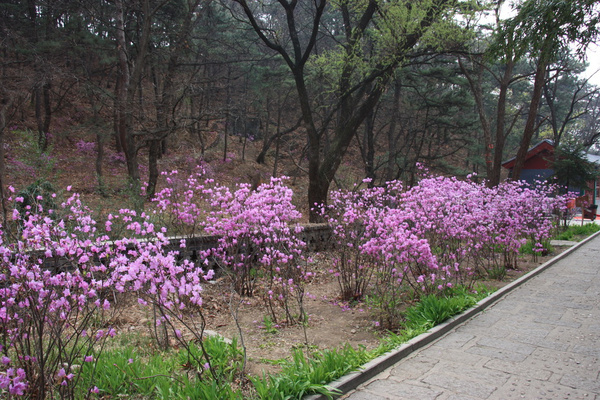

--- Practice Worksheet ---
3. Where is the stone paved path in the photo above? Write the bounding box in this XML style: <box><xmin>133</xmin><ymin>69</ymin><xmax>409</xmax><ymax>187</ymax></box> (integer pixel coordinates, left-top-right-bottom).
<box><xmin>341</xmin><ymin>235</ymin><xmax>600</xmax><ymax>400</ymax></box>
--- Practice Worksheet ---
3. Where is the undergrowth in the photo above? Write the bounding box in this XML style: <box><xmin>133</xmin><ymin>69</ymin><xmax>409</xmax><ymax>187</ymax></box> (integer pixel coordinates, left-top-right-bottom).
<box><xmin>78</xmin><ymin>336</ymin><xmax>244</xmax><ymax>399</ymax></box>
<box><xmin>80</xmin><ymin>285</ymin><xmax>492</xmax><ymax>399</ymax></box>
<box><xmin>554</xmin><ymin>223</ymin><xmax>600</xmax><ymax>241</ymax></box>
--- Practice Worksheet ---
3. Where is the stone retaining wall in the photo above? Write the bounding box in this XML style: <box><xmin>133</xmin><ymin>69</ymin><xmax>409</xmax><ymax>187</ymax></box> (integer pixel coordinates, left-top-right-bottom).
<box><xmin>38</xmin><ymin>223</ymin><xmax>332</xmax><ymax>272</ymax></box>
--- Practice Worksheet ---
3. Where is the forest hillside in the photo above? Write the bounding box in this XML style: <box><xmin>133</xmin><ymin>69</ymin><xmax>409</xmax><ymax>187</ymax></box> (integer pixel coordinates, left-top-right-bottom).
<box><xmin>1</xmin><ymin>0</ymin><xmax>599</xmax><ymax>219</ymax></box>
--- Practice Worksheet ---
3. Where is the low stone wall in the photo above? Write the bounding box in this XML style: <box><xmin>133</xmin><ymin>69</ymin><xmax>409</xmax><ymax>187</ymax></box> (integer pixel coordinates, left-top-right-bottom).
<box><xmin>37</xmin><ymin>223</ymin><xmax>333</xmax><ymax>272</ymax></box>
<box><xmin>165</xmin><ymin>223</ymin><xmax>332</xmax><ymax>262</ymax></box>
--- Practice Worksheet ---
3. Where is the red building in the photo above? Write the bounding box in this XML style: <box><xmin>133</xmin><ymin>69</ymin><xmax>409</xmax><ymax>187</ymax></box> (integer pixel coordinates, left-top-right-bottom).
<box><xmin>502</xmin><ymin>139</ymin><xmax>599</xmax><ymax>210</ymax></box>
<box><xmin>501</xmin><ymin>139</ymin><xmax>555</xmax><ymax>184</ymax></box>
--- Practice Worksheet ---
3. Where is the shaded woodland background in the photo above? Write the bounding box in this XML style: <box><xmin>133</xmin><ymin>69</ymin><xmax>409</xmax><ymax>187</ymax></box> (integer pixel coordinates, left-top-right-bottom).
<box><xmin>1</xmin><ymin>0</ymin><xmax>599</xmax><ymax>220</ymax></box>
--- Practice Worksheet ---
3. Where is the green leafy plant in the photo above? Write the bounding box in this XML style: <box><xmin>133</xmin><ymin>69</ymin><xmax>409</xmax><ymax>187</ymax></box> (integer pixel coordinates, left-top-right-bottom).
<box><xmin>15</xmin><ymin>180</ymin><xmax>57</xmax><ymax>219</ymax></box>
<box><xmin>250</xmin><ymin>285</ymin><xmax>493</xmax><ymax>399</ymax></box>
<box><xmin>251</xmin><ymin>347</ymin><xmax>363</xmax><ymax>400</ymax></box>
<box><xmin>404</xmin><ymin>285</ymin><xmax>491</xmax><ymax>330</ymax></box>
<box><xmin>519</xmin><ymin>239</ymin><xmax>554</xmax><ymax>256</ymax></box>
<box><xmin>487</xmin><ymin>265</ymin><xmax>507</xmax><ymax>280</ymax></box>
<box><xmin>261</xmin><ymin>315</ymin><xmax>279</xmax><ymax>334</ymax></box>
<box><xmin>11</xmin><ymin>129</ymin><xmax>57</xmax><ymax>182</ymax></box>
<box><xmin>554</xmin><ymin>223</ymin><xmax>600</xmax><ymax>241</ymax></box>
<box><xmin>551</xmin><ymin>144</ymin><xmax>599</xmax><ymax>192</ymax></box>
<box><xmin>176</xmin><ymin>336</ymin><xmax>244</xmax><ymax>383</ymax></box>
<box><xmin>78</xmin><ymin>336</ymin><xmax>244</xmax><ymax>399</ymax></box>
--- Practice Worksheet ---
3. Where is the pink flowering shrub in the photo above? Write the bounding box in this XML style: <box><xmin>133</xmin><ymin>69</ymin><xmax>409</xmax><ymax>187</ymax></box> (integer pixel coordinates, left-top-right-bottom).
<box><xmin>0</xmin><ymin>189</ymin><xmax>212</xmax><ymax>397</ymax></box>
<box><xmin>203</xmin><ymin>177</ymin><xmax>307</xmax><ymax>324</ymax></box>
<box><xmin>150</xmin><ymin>169</ymin><xmax>309</xmax><ymax>324</ymax></box>
<box><xmin>151</xmin><ymin>166</ymin><xmax>213</xmax><ymax>237</ymax></box>
<box><xmin>324</xmin><ymin>172</ymin><xmax>568</xmax><ymax>329</ymax></box>
<box><xmin>317</xmin><ymin>181</ymin><xmax>394</xmax><ymax>301</ymax></box>
<box><xmin>398</xmin><ymin>175</ymin><xmax>567</xmax><ymax>282</ymax></box>
<box><xmin>361</xmin><ymin>208</ymin><xmax>440</xmax><ymax>328</ymax></box>
<box><xmin>75</xmin><ymin>139</ymin><xmax>96</xmax><ymax>155</ymax></box>
<box><xmin>104</xmin><ymin>208</ymin><xmax>213</xmax><ymax>350</ymax></box>
<box><xmin>0</xmin><ymin>193</ymin><xmax>118</xmax><ymax>398</ymax></box>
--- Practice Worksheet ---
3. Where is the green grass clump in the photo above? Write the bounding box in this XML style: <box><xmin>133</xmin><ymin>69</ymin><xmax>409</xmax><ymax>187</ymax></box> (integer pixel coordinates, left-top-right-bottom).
<box><xmin>403</xmin><ymin>285</ymin><xmax>491</xmax><ymax>330</ymax></box>
<box><xmin>76</xmin><ymin>285</ymin><xmax>494</xmax><ymax>400</ymax></box>
<box><xmin>78</xmin><ymin>336</ymin><xmax>244</xmax><ymax>399</ymax></box>
<box><xmin>519</xmin><ymin>239</ymin><xmax>554</xmax><ymax>255</ymax></box>
<box><xmin>250</xmin><ymin>285</ymin><xmax>493</xmax><ymax>399</ymax></box>
<box><xmin>251</xmin><ymin>345</ymin><xmax>370</xmax><ymax>400</ymax></box>
<box><xmin>554</xmin><ymin>223</ymin><xmax>600</xmax><ymax>241</ymax></box>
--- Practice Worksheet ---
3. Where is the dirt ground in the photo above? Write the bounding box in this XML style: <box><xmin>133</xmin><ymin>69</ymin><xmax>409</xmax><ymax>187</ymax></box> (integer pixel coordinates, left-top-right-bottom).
<box><xmin>110</xmin><ymin>247</ymin><xmax>569</xmax><ymax>378</ymax></box>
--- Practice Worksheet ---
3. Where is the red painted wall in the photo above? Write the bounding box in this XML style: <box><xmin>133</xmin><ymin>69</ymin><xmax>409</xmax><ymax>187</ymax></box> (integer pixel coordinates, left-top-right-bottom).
<box><xmin>523</xmin><ymin>150</ymin><xmax>553</xmax><ymax>169</ymax></box>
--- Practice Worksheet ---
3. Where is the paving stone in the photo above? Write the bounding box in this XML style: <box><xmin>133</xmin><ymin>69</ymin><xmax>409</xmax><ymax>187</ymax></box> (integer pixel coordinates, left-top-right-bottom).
<box><xmin>466</xmin><ymin>343</ymin><xmax>529</xmax><ymax>363</ymax></box>
<box><xmin>339</xmin><ymin>235</ymin><xmax>600</xmax><ymax>400</ymax></box>
<box><xmin>486</xmin><ymin>298</ymin><xmax>525</xmax><ymax>313</ymax></box>
<box><xmin>417</xmin><ymin>346</ymin><xmax>487</xmax><ymax>366</ymax></box>
<box><xmin>489</xmin><ymin>376</ymin><xmax>597</xmax><ymax>400</ymax></box>
<box><xmin>359</xmin><ymin>379</ymin><xmax>443</xmax><ymax>400</ymax></box>
<box><xmin>560</xmin><ymin>372</ymin><xmax>600</xmax><ymax>394</ymax></box>
<box><xmin>436</xmin><ymin>361</ymin><xmax>511</xmax><ymax>383</ymax></box>
<box><xmin>437</xmin><ymin>394</ymin><xmax>482</xmax><ymax>400</ymax></box>
<box><xmin>456</xmin><ymin>323</ymin><xmax>508</xmax><ymax>339</ymax></box>
<box><xmin>533</xmin><ymin>316</ymin><xmax>579</xmax><ymax>328</ymax></box>
<box><xmin>493</xmin><ymin>318</ymin><xmax>554</xmax><ymax>335</ymax></box>
<box><xmin>340</xmin><ymin>390</ymin><xmax>389</xmax><ymax>400</ymax></box>
<box><xmin>431</xmin><ymin>331</ymin><xmax>475</xmax><ymax>349</ymax></box>
<box><xmin>458</xmin><ymin>312</ymin><xmax>504</xmax><ymax>329</ymax></box>
<box><xmin>571</xmin><ymin>344</ymin><xmax>600</xmax><ymax>358</ymax></box>
<box><xmin>483</xmin><ymin>358</ymin><xmax>553</xmax><ymax>381</ymax></box>
<box><xmin>512</xmin><ymin>334</ymin><xmax>571</xmax><ymax>352</ymax></box>
<box><xmin>550</xmin><ymin>240</ymin><xmax>578</xmax><ymax>246</ymax></box>
<box><xmin>529</xmin><ymin>347</ymin><xmax>599</xmax><ymax>381</ymax></box>
<box><xmin>420</xmin><ymin>369</ymin><xmax>499</xmax><ymax>399</ymax></box>
<box><xmin>475</xmin><ymin>337</ymin><xmax>537</xmax><ymax>355</ymax></box>
<box><xmin>387</xmin><ymin>353</ymin><xmax>439</xmax><ymax>381</ymax></box>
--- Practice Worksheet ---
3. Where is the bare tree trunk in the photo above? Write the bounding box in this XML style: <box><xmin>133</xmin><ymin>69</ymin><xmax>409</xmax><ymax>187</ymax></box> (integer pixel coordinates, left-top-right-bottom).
<box><xmin>114</xmin><ymin>0</ymin><xmax>133</xmax><ymax>175</ymax></box>
<box><xmin>224</xmin><ymin>67</ymin><xmax>232</xmax><ymax>162</ymax></box>
<box><xmin>489</xmin><ymin>61</ymin><xmax>515</xmax><ymax>186</ymax></box>
<box><xmin>362</xmin><ymin>109</ymin><xmax>375</xmax><ymax>185</ymax></box>
<box><xmin>273</xmin><ymin>114</ymin><xmax>281</xmax><ymax>177</ymax></box>
<box><xmin>96</xmin><ymin>131</ymin><xmax>105</xmax><ymax>194</ymax></box>
<box><xmin>386</xmin><ymin>80</ymin><xmax>401</xmax><ymax>182</ymax></box>
<box><xmin>113</xmin><ymin>75</ymin><xmax>123</xmax><ymax>153</ymax></box>
<box><xmin>0</xmin><ymin>91</ymin><xmax>13</xmax><ymax>225</ymax></box>
<box><xmin>147</xmin><ymin>140</ymin><xmax>160</xmax><ymax>198</ymax></box>
<box><xmin>511</xmin><ymin>58</ymin><xmax>548</xmax><ymax>181</ymax></box>
<box><xmin>34</xmin><ymin>78</ymin><xmax>51</xmax><ymax>151</ymax></box>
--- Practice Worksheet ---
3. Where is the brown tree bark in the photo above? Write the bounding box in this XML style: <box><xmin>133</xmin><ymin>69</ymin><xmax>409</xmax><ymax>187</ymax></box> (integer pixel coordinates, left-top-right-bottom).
<box><xmin>234</xmin><ymin>0</ymin><xmax>450</xmax><ymax>221</ymax></box>
<box><xmin>0</xmin><ymin>90</ymin><xmax>13</xmax><ymax>225</ymax></box>
<box><xmin>510</xmin><ymin>57</ymin><xmax>548</xmax><ymax>181</ymax></box>
<box><xmin>459</xmin><ymin>55</ymin><xmax>516</xmax><ymax>187</ymax></box>
<box><xmin>114</xmin><ymin>0</ymin><xmax>134</xmax><ymax>177</ymax></box>
<box><xmin>386</xmin><ymin>80</ymin><xmax>401</xmax><ymax>182</ymax></box>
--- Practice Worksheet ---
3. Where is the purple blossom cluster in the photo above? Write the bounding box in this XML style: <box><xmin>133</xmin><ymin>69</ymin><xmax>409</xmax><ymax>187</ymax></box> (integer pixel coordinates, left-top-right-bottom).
<box><xmin>321</xmin><ymin>173</ymin><xmax>569</xmax><ymax>329</ymax></box>
<box><xmin>202</xmin><ymin>177</ymin><xmax>307</xmax><ymax>324</ymax></box>
<box><xmin>152</xmin><ymin>168</ymin><xmax>308</xmax><ymax>324</ymax></box>
<box><xmin>0</xmin><ymin>189</ymin><xmax>211</xmax><ymax>397</ymax></box>
<box><xmin>75</xmin><ymin>139</ymin><xmax>96</xmax><ymax>155</ymax></box>
<box><xmin>151</xmin><ymin>166</ymin><xmax>213</xmax><ymax>237</ymax></box>
<box><xmin>0</xmin><ymin>167</ymin><xmax>570</xmax><ymax>394</ymax></box>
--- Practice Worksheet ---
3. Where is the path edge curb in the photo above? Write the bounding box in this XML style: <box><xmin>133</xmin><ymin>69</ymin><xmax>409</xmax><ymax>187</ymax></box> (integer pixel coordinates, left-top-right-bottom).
<box><xmin>304</xmin><ymin>229</ymin><xmax>600</xmax><ymax>400</ymax></box>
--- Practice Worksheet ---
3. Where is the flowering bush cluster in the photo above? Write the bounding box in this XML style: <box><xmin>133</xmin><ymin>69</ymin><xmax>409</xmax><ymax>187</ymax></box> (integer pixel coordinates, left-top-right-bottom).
<box><xmin>317</xmin><ymin>181</ymin><xmax>395</xmax><ymax>301</ymax></box>
<box><xmin>202</xmin><ymin>177</ymin><xmax>307</xmax><ymax>324</ymax></box>
<box><xmin>151</xmin><ymin>167</ymin><xmax>213</xmax><ymax>237</ymax></box>
<box><xmin>0</xmin><ymin>188</ymin><xmax>212</xmax><ymax>398</ymax></box>
<box><xmin>0</xmin><ymin>166</ymin><xmax>570</xmax><ymax>395</ymax></box>
<box><xmin>75</xmin><ymin>140</ymin><xmax>96</xmax><ymax>155</ymax></box>
<box><xmin>151</xmin><ymin>169</ymin><xmax>308</xmax><ymax>324</ymax></box>
<box><xmin>321</xmin><ymin>174</ymin><xmax>568</xmax><ymax>329</ymax></box>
